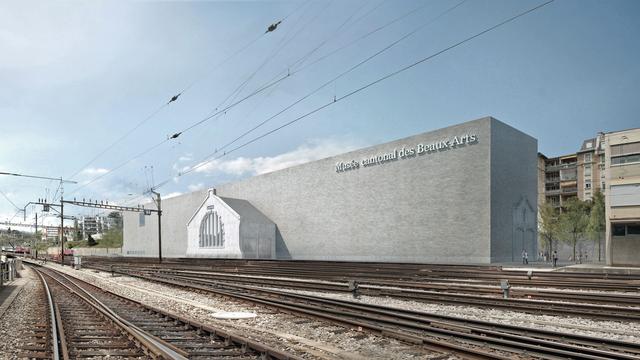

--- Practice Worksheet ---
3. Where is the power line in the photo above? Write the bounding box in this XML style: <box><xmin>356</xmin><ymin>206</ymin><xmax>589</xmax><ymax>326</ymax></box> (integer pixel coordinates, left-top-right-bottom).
<box><xmin>204</xmin><ymin>0</ymin><xmax>468</xmax><ymax>160</ymax></box>
<box><xmin>66</xmin><ymin>6</ymin><xmax>305</xmax><ymax>182</ymax></box>
<box><xmin>0</xmin><ymin>189</ymin><xmax>20</xmax><ymax>211</ymax></box>
<box><xmin>68</xmin><ymin>139</ymin><xmax>170</xmax><ymax>195</ymax></box>
<box><xmin>170</xmin><ymin>0</ymin><xmax>554</xmax><ymax>181</ymax></box>
<box><xmin>294</xmin><ymin>0</ymin><xmax>433</xmax><ymax>74</ymax></box>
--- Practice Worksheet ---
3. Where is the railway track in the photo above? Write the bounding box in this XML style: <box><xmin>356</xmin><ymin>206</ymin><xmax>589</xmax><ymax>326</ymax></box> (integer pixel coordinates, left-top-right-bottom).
<box><xmin>85</xmin><ymin>264</ymin><xmax>640</xmax><ymax>321</ymax></box>
<box><xmin>76</xmin><ymin>263</ymin><xmax>640</xmax><ymax>360</ymax></box>
<box><xmin>16</xmin><ymin>271</ymin><xmax>56</xmax><ymax>359</ymax></box>
<box><xmin>148</xmin><ymin>267</ymin><xmax>640</xmax><ymax>304</ymax></box>
<box><xmin>82</xmin><ymin>257</ymin><xmax>640</xmax><ymax>292</ymax></box>
<box><xmin>30</xmin><ymin>264</ymin><xmax>300</xmax><ymax>359</ymax></box>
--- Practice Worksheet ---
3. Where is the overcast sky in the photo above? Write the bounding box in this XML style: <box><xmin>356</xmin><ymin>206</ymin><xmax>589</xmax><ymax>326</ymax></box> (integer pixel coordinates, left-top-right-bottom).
<box><xmin>1</xmin><ymin>0</ymin><xmax>639</xmax><ymax>226</ymax></box>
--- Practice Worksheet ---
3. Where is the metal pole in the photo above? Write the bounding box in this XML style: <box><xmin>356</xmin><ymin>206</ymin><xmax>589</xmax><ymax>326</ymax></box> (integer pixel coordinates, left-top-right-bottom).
<box><xmin>155</xmin><ymin>191</ymin><xmax>162</xmax><ymax>264</ymax></box>
<box><xmin>60</xmin><ymin>197</ymin><xmax>64</xmax><ymax>266</ymax></box>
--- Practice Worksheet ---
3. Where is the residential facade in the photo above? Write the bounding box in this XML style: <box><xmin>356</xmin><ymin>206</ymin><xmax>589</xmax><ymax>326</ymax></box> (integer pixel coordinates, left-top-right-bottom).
<box><xmin>539</xmin><ymin>134</ymin><xmax>606</xmax><ymax>209</ymax></box>
<box><xmin>604</xmin><ymin>128</ymin><xmax>640</xmax><ymax>266</ymax></box>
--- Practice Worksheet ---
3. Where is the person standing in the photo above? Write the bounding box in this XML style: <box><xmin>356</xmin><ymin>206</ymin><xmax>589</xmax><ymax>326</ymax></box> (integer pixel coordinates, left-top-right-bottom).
<box><xmin>552</xmin><ymin>250</ymin><xmax>558</xmax><ymax>268</ymax></box>
<box><xmin>524</xmin><ymin>250</ymin><xmax>529</xmax><ymax>265</ymax></box>
<box><xmin>522</xmin><ymin>249</ymin><xmax>526</xmax><ymax>264</ymax></box>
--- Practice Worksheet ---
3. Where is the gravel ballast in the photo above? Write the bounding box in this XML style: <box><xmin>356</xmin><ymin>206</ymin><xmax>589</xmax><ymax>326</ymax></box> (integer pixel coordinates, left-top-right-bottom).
<box><xmin>0</xmin><ymin>267</ymin><xmax>46</xmax><ymax>359</ymax></box>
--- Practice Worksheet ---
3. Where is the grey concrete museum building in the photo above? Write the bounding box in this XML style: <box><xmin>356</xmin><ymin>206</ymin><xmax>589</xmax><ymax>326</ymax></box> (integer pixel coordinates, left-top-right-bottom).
<box><xmin>123</xmin><ymin>117</ymin><xmax>538</xmax><ymax>264</ymax></box>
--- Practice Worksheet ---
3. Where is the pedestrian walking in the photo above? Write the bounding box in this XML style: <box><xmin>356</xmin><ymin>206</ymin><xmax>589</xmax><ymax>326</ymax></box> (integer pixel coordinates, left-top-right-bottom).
<box><xmin>522</xmin><ymin>250</ymin><xmax>528</xmax><ymax>265</ymax></box>
<box><xmin>552</xmin><ymin>250</ymin><xmax>558</xmax><ymax>268</ymax></box>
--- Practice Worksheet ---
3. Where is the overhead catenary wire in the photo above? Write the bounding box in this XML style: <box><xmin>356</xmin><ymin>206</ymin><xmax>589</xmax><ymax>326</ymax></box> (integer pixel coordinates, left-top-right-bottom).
<box><xmin>69</xmin><ymin>2</ymin><xmax>375</xmax><ymax>193</ymax></box>
<box><xmin>169</xmin><ymin>1</ymin><xmax>395</xmax><ymax>137</ymax></box>
<box><xmin>203</xmin><ymin>0</ymin><xmax>325</xmax><ymax>122</ymax></box>
<box><xmin>175</xmin><ymin>0</ymin><xmax>308</xmax><ymax>97</ymax></box>
<box><xmin>294</xmin><ymin>0</ymin><xmax>433</xmax><ymax>74</ymax></box>
<box><xmin>0</xmin><ymin>189</ymin><xmax>20</xmax><ymax>211</ymax></box>
<box><xmin>167</xmin><ymin>0</ymin><xmax>555</xmax><ymax>181</ymax></box>
<box><xmin>66</xmin><ymin>6</ymin><xmax>304</xmax><ymax>183</ymax></box>
<box><xmin>200</xmin><ymin>0</ymin><xmax>468</xmax><ymax>161</ymax></box>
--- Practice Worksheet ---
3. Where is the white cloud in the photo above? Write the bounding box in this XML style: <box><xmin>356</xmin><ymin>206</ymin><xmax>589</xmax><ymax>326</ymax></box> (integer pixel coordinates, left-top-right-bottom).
<box><xmin>193</xmin><ymin>138</ymin><xmax>363</xmax><ymax>177</ymax></box>
<box><xmin>80</xmin><ymin>167</ymin><xmax>109</xmax><ymax>176</ymax></box>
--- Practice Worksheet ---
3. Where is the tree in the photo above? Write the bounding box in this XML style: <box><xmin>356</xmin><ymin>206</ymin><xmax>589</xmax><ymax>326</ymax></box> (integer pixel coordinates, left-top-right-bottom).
<box><xmin>87</xmin><ymin>234</ymin><xmax>97</xmax><ymax>246</ymax></box>
<box><xmin>559</xmin><ymin>197</ymin><xmax>590</xmax><ymax>262</ymax></box>
<box><xmin>587</xmin><ymin>191</ymin><xmax>606</xmax><ymax>261</ymax></box>
<box><xmin>538</xmin><ymin>202</ymin><xmax>560</xmax><ymax>258</ymax></box>
<box><xmin>107</xmin><ymin>211</ymin><xmax>123</xmax><ymax>229</ymax></box>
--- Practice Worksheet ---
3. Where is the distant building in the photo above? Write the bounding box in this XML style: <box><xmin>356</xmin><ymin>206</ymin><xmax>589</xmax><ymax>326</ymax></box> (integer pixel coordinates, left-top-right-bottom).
<box><xmin>538</xmin><ymin>134</ymin><xmax>605</xmax><ymax>208</ymax></box>
<box><xmin>81</xmin><ymin>216</ymin><xmax>98</xmax><ymax>240</ymax></box>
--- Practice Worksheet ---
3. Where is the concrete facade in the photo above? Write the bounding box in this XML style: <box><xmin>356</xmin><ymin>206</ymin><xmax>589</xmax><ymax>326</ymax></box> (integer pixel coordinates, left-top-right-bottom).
<box><xmin>123</xmin><ymin>117</ymin><xmax>538</xmax><ymax>264</ymax></box>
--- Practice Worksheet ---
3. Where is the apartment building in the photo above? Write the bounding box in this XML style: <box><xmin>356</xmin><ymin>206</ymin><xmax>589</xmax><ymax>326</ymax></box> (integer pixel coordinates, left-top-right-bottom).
<box><xmin>539</xmin><ymin>134</ymin><xmax>605</xmax><ymax>209</ymax></box>
<box><xmin>577</xmin><ymin>135</ymin><xmax>606</xmax><ymax>201</ymax></box>
<box><xmin>604</xmin><ymin>127</ymin><xmax>640</xmax><ymax>266</ymax></box>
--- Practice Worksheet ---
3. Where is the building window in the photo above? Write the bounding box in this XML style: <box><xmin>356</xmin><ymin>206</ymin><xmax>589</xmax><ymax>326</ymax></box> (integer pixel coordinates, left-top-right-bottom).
<box><xmin>584</xmin><ymin>165</ymin><xmax>591</xmax><ymax>176</ymax></box>
<box><xmin>611</xmin><ymin>141</ymin><xmax>640</xmax><ymax>156</ymax></box>
<box><xmin>584</xmin><ymin>153</ymin><xmax>592</xmax><ymax>162</ymax></box>
<box><xmin>628</xmin><ymin>224</ymin><xmax>640</xmax><ymax>235</ymax></box>
<box><xmin>199</xmin><ymin>210</ymin><xmax>224</xmax><ymax>248</ymax></box>
<box><xmin>602</xmin><ymin>182</ymin><xmax>606</xmax><ymax>191</ymax></box>
<box><xmin>585</xmin><ymin>181</ymin><xmax>591</xmax><ymax>189</ymax></box>
<box><xmin>139</xmin><ymin>213</ymin><xmax>145</xmax><ymax>227</ymax></box>
<box><xmin>613</xmin><ymin>224</ymin><xmax>626</xmax><ymax>236</ymax></box>
<box><xmin>611</xmin><ymin>153</ymin><xmax>640</xmax><ymax>166</ymax></box>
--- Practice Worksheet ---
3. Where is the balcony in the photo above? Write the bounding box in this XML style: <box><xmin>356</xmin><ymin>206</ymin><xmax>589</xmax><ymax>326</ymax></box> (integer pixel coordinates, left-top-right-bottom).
<box><xmin>545</xmin><ymin>177</ymin><xmax>560</xmax><ymax>183</ymax></box>
<box><xmin>545</xmin><ymin>189</ymin><xmax>561</xmax><ymax>195</ymax></box>
<box><xmin>548</xmin><ymin>163</ymin><xmax>577</xmax><ymax>171</ymax></box>
<box><xmin>560</xmin><ymin>175</ymin><xmax>577</xmax><ymax>181</ymax></box>
<box><xmin>561</xmin><ymin>187</ymin><xmax>578</xmax><ymax>194</ymax></box>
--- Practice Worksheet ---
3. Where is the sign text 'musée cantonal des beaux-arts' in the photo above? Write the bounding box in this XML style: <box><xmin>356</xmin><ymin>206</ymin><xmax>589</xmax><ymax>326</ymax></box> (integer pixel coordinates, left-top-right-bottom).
<box><xmin>335</xmin><ymin>133</ymin><xmax>478</xmax><ymax>173</ymax></box>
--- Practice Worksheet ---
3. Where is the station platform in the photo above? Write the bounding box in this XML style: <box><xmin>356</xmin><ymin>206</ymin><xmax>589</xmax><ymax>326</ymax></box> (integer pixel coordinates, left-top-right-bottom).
<box><xmin>0</xmin><ymin>274</ymin><xmax>28</xmax><ymax>318</ymax></box>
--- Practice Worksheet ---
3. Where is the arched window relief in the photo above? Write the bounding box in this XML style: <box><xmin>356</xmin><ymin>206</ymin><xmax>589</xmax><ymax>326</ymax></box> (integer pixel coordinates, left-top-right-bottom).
<box><xmin>199</xmin><ymin>210</ymin><xmax>224</xmax><ymax>248</ymax></box>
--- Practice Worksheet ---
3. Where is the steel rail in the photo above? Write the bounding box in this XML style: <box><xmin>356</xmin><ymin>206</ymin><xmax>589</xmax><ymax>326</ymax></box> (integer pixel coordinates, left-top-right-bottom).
<box><xmin>34</xmin><ymin>270</ymin><xmax>60</xmax><ymax>360</ymax></box>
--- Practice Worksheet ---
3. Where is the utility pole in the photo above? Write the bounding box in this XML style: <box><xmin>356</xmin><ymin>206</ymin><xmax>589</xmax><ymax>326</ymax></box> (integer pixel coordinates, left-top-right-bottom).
<box><xmin>60</xmin><ymin>196</ymin><xmax>64</xmax><ymax>265</ymax></box>
<box><xmin>150</xmin><ymin>190</ymin><xmax>162</xmax><ymax>263</ymax></box>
